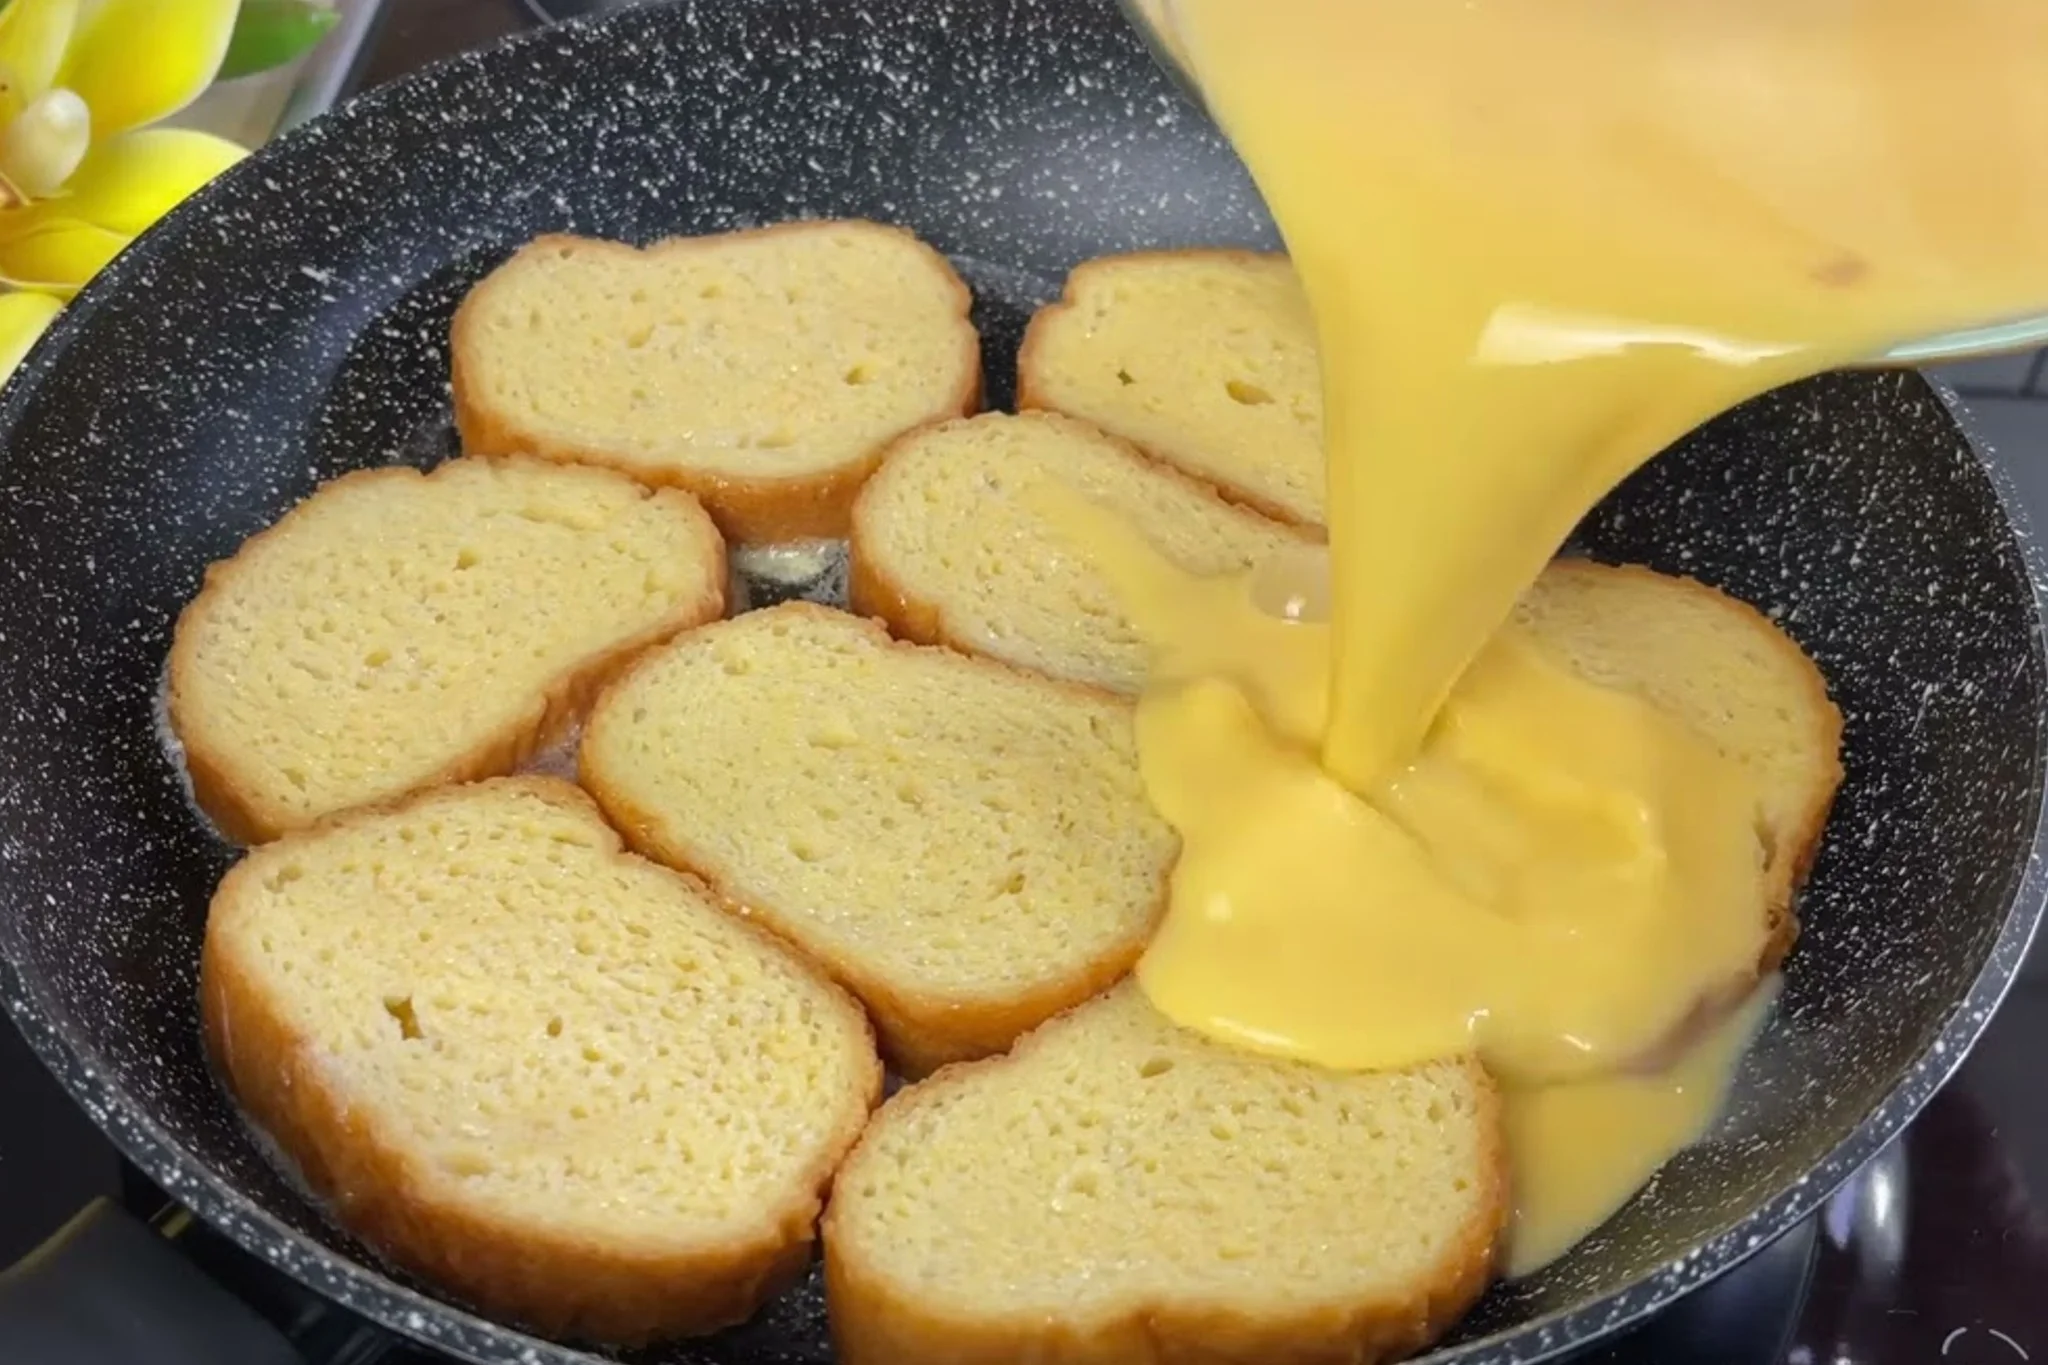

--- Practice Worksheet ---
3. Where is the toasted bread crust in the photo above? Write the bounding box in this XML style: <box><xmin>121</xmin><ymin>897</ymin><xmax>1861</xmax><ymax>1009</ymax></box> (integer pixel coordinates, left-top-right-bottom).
<box><xmin>579</xmin><ymin>602</ymin><xmax>1170</xmax><ymax>1078</ymax></box>
<box><xmin>846</xmin><ymin>410</ymin><xmax>1316</xmax><ymax>673</ymax></box>
<box><xmin>844</xmin><ymin>425</ymin><xmax>956</xmax><ymax>651</ymax></box>
<box><xmin>166</xmin><ymin>457</ymin><xmax>726</xmax><ymax>846</ymax></box>
<box><xmin>201</xmin><ymin>777</ymin><xmax>882</xmax><ymax>1345</ymax></box>
<box><xmin>822</xmin><ymin>1012</ymin><xmax>1510</xmax><ymax>1365</ymax></box>
<box><xmin>450</xmin><ymin>223</ymin><xmax>984</xmax><ymax>544</ymax></box>
<box><xmin>1016</xmin><ymin>247</ymin><xmax>1321</xmax><ymax>528</ymax></box>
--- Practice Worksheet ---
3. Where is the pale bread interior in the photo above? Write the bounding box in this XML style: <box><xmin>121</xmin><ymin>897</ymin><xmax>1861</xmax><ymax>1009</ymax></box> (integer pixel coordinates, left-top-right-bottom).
<box><xmin>1020</xmin><ymin>251</ymin><xmax>1325</xmax><ymax>525</ymax></box>
<box><xmin>453</xmin><ymin>225</ymin><xmax>977</xmax><ymax>484</ymax></box>
<box><xmin>825</xmin><ymin>985</ymin><xmax>1501</xmax><ymax>1359</ymax></box>
<box><xmin>203</xmin><ymin>778</ymin><xmax>879</xmax><ymax>1341</ymax></box>
<box><xmin>168</xmin><ymin>456</ymin><xmax>724</xmax><ymax>842</ymax></box>
<box><xmin>207</xmin><ymin>779</ymin><xmax>875</xmax><ymax>1240</ymax></box>
<box><xmin>852</xmin><ymin>410</ymin><xmax>1307</xmax><ymax>693</ymax></box>
<box><xmin>580</xmin><ymin>603</ymin><xmax>1177</xmax><ymax>1073</ymax></box>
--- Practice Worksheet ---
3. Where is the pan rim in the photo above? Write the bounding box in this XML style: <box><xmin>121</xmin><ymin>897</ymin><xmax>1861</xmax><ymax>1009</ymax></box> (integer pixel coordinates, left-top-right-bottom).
<box><xmin>0</xmin><ymin>13</ymin><xmax>726</xmax><ymax>1365</ymax></box>
<box><xmin>0</xmin><ymin>3</ymin><xmax>2043</xmax><ymax>1362</ymax></box>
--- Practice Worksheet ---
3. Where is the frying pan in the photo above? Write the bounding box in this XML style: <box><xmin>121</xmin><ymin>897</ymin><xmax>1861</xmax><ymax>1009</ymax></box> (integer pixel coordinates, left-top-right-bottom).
<box><xmin>0</xmin><ymin>1</ymin><xmax>2042</xmax><ymax>1362</ymax></box>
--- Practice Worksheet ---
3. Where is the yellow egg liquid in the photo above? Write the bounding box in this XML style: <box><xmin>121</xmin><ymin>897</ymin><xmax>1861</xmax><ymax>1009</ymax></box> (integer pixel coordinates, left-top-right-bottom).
<box><xmin>1104</xmin><ymin>0</ymin><xmax>2048</xmax><ymax>1272</ymax></box>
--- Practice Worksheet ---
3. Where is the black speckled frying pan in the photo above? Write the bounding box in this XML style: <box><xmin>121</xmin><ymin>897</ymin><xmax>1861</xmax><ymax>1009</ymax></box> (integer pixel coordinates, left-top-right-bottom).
<box><xmin>0</xmin><ymin>2</ymin><xmax>2042</xmax><ymax>1363</ymax></box>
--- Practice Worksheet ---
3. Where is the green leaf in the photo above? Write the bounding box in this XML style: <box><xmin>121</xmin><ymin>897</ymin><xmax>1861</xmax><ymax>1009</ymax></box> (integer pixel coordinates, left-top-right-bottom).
<box><xmin>216</xmin><ymin>0</ymin><xmax>339</xmax><ymax>82</ymax></box>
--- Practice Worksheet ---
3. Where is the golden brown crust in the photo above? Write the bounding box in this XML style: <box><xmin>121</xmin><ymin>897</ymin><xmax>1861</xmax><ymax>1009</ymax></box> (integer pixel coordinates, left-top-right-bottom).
<box><xmin>450</xmin><ymin>223</ymin><xmax>984</xmax><ymax>544</ymax></box>
<box><xmin>579</xmin><ymin>602</ymin><xmax>1170</xmax><ymax>1078</ymax></box>
<box><xmin>1015</xmin><ymin>248</ymin><xmax>1323</xmax><ymax>530</ymax></box>
<box><xmin>821</xmin><ymin>1017</ymin><xmax>1509</xmax><ymax>1365</ymax></box>
<box><xmin>201</xmin><ymin>776</ymin><xmax>882</xmax><ymax>1345</ymax></box>
<box><xmin>846</xmin><ymin>410</ymin><xmax>1316</xmax><ymax>674</ymax></box>
<box><xmin>844</xmin><ymin>429</ymin><xmax>954</xmax><ymax>649</ymax></box>
<box><xmin>164</xmin><ymin>456</ymin><xmax>726</xmax><ymax>846</ymax></box>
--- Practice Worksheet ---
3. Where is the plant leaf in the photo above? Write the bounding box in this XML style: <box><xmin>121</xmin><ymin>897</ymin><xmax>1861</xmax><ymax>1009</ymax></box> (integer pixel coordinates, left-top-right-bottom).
<box><xmin>217</xmin><ymin>0</ymin><xmax>338</xmax><ymax>82</ymax></box>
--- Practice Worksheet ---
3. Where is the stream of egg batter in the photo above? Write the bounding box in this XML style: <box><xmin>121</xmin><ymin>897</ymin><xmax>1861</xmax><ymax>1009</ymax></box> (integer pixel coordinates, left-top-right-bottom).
<box><xmin>1099</xmin><ymin>0</ymin><xmax>2048</xmax><ymax>1273</ymax></box>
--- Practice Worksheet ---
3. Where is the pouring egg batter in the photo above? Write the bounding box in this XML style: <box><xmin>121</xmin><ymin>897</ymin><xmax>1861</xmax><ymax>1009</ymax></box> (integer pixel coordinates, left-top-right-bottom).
<box><xmin>1108</xmin><ymin>0</ymin><xmax>2048</xmax><ymax>1273</ymax></box>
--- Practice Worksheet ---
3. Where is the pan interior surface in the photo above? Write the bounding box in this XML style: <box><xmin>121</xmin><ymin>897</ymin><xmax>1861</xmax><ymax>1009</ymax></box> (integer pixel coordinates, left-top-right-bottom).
<box><xmin>0</xmin><ymin>3</ymin><xmax>2040</xmax><ymax>1363</ymax></box>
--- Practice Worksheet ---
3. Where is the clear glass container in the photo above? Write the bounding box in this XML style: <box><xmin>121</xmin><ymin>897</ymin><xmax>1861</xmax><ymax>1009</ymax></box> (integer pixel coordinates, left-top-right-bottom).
<box><xmin>1120</xmin><ymin>0</ymin><xmax>2048</xmax><ymax>368</ymax></box>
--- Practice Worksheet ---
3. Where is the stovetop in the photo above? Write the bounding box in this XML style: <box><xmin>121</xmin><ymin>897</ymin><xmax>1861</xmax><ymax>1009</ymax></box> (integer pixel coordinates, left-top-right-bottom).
<box><xmin>7</xmin><ymin>2</ymin><xmax>2048</xmax><ymax>1362</ymax></box>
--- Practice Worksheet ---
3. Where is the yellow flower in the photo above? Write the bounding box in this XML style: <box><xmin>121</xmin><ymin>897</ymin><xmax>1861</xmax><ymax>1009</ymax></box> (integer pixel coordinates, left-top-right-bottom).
<box><xmin>0</xmin><ymin>0</ymin><xmax>248</xmax><ymax>380</ymax></box>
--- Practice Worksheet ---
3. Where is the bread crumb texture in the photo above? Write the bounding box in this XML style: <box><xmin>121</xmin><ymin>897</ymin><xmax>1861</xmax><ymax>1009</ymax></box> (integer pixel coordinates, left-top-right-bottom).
<box><xmin>581</xmin><ymin>603</ymin><xmax>1177</xmax><ymax>1074</ymax></box>
<box><xmin>202</xmin><ymin>777</ymin><xmax>879</xmax><ymax>1343</ymax></box>
<box><xmin>452</xmin><ymin>222</ymin><xmax>980</xmax><ymax>541</ymax></box>
<box><xmin>825</xmin><ymin>985</ymin><xmax>1505</xmax><ymax>1365</ymax></box>
<box><xmin>169</xmin><ymin>458</ymin><xmax>729</xmax><ymax>843</ymax></box>
<box><xmin>852</xmin><ymin>410</ymin><xmax>1305</xmax><ymax>693</ymax></box>
<box><xmin>1020</xmin><ymin>250</ymin><xmax>1324</xmax><ymax>525</ymax></box>
<box><xmin>169</xmin><ymin>456</ymin><xmax>725</xmax><ymax>844</ymax></box>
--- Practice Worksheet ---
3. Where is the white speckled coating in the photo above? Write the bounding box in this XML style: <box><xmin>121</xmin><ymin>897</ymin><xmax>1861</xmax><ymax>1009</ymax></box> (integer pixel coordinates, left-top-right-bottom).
<box><xmin>0</xmin><ymin>2</ymin><xmax>2041</xmax><ymax>1364</ymax></box>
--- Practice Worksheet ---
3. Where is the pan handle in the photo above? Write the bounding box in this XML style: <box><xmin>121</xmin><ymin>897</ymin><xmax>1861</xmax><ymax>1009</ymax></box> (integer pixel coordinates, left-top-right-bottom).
<box><xmin>0</xmin><ymin>1198</ymin><xmax>307</xmax><ymax>1365</ymax></box>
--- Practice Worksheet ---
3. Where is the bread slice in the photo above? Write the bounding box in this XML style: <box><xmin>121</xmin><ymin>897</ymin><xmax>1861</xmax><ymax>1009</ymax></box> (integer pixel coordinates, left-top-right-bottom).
<box><xmin>818</xmin><ymin>562</ymin><xmax>1837</xmax><ymax>1364</ymax></box>
<box><xmin>579</xmin><ymin>603</ymin><xmax>1177</xmax><ymax>1077</ymax></box>
<box><xmin>823</xmin><ymin>984</ymin><xmax>1506</xmax><ymax>1365</ymax></box>
<box><xmin>1515</xmin><ymin>558</ymin><xmax>1846</xmax><ymax>974</ymax></box>
<box><xmin>200</xmin><ymin>777</ymin><xmax>881</xmax><ymax>1344</ymax></box>
<box><xmin>166</xmin><ymin>456</ymin><xmax>725</xmax><ymax>845</ymax></box>
<box><xmin>850</xmin><ymin>410</ymin><xmax>1838</xmax><ymax>985</ymax></box>
<box><xmin>850</xmin><ymin>411</ymin><xmax>1310</xmax><ymax>693</ymax></box>
<box><xmin>450</xmin><ymin>221</ymin><xmax>981</xmax><ymax>543</ymax></box>
<box><xmin>851</xmin><ymin>423</ymin><xmax>1838</xmax><ymax>939</ymax></box>
<box><xmin>1018</xmin><ymin>250</ymin><xmax>1325</xmax><ymax>526</ymax></box>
